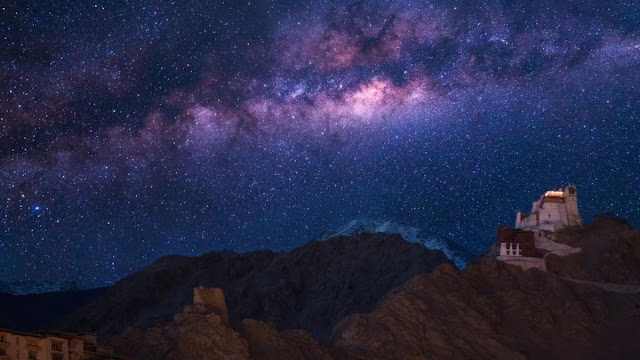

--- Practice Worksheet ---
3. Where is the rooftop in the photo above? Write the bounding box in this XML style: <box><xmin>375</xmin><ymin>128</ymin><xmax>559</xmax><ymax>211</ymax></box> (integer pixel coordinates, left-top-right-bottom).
<box><xmin>544</xmin><ymin>191</ymin><xmax>564</xmax><ymax>198</ymax></box>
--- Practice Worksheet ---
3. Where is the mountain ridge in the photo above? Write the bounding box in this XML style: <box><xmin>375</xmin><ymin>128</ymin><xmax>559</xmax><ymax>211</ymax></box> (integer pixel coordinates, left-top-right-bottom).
<box><xmin>54</xmin><ymin>232</ymin><xmax>453</xmax><ymax>341</ymax></box>
<box><xmin>316</xmin><ymin>219</ymin><xmax>473</xmax><ymax>269</ymax></box>
<box><xmin>107</xmin><ymin>216</ymin><xmax>640</xmax><ymax>360</ymax></box>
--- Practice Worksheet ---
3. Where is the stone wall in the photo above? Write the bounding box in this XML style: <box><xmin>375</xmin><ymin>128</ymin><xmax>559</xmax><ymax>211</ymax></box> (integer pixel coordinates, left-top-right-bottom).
<box><xmin>496</xmin><ymin>256</ymin><xmax>546</xmax><ymax>271</ymax></box>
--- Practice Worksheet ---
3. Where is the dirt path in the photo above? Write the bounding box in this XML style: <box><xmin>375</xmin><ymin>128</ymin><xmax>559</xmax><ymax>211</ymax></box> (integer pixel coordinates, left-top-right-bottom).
<box><xmin>561</xmin><ymin>277</ymin><xmax>640</xmax><ymax>294</ymax></box>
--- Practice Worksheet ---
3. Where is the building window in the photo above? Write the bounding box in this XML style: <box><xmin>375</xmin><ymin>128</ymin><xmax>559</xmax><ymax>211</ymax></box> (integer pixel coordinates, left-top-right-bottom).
<box><xmin>0</xmin><ymin>348</ymin><xmax>6</xmax><ymax>356</ymax></box>
<box><xmin>28</xmin><ymin>351</ymin><xmax>37</xmax><ymax>360</ymax></box>
<box><xmin>52</xmin><ymin>343</ymin><xmax>62</xmax><ymax>351</ymax></box>
<box><xmin>53</xmin><ymin>354</ymin><xmax>64</xmax><ymax>360</ymax></box>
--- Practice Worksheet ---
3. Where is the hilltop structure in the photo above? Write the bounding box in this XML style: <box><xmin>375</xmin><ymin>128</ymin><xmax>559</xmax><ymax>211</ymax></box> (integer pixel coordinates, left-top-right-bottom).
<box><xmin>515</xmin><ymin>185</ymin><xmax>582</xmax><ymax>232</ymax></box>
<box><xmin>496</xmin><ymin>185</ymin><xmax>583</xmax><ymax>270</ymax></box>
<box><xmin>189</xmin><ymin>286</ymin><xmax>230</xmax><ymax>326</ymax></box>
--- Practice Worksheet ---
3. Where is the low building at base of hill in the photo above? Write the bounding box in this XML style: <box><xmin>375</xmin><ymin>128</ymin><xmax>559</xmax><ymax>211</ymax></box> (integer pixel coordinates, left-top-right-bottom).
<box><xmin>0</xmin><ymin>329</ymin><xmax>129</xmax><ymax>360</ymax></box>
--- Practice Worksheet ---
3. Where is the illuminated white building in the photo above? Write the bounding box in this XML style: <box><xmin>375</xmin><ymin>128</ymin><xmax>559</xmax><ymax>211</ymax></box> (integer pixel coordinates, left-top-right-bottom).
<box><xmin>515</xmin><ymin>185</ymin><xmax>582</xmax><ymax>232</ymax></box>
<box><xmin>496</xmin><ymin>185</ymin><xmax>583</xmax><ymax>271</ymax></box>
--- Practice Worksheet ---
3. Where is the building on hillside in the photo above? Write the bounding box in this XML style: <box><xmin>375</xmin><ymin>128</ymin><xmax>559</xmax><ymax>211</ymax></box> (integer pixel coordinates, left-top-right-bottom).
<box><xmin>497</xmin><ymin>227</ymin><xmax>536</xmax><ymax>257</ymax></box>
<box><xmin>496</xmin><ymin>185</ymin><xmax>583</xmax><ymax>271</ymax></box>
<box><xmin>0</xmin><ymin>329</ymin><xmax>127</xmax><ymax>360</ymax></box>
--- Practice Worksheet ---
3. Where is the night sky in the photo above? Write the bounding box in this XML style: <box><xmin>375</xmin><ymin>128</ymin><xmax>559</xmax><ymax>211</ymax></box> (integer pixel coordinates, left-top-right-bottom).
<box><xmin>1</xmin><ymin>0</ymin><xmax>639</xmax><ymax>287</ymax></box>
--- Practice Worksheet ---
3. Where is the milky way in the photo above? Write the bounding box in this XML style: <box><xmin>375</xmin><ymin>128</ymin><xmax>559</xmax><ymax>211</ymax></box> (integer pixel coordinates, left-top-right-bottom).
<box><xmin>1</xmin><ymin>1</ymin><xmax>639</xmax><ymax>286</ymax></box>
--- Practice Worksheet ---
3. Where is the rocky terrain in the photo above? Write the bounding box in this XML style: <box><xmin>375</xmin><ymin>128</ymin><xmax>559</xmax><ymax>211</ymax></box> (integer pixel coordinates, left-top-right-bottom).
<box><xmin>546</xmin><ymin>217</ymin><xmax>640</xmax><ymax>285</ymax></box>
<box><xmin>332</xmin><ymin>259</ymin><xmax>640</xmax><ymax>359</ymax></box>
<box><xmin>55</xmin><ymin>233</ymin><xmax>452</xmax><ymax>340</ymax></box>
<box><xmin>109</xmin><ymin>296</ymin><xmax>336</xmax><ymax>360</ymax></box>
<box><xmin>3</xmin><ymin>216</ymin><xmax>638</xmax><ymax>359</ymax></box>
<box><xmin>105</xmin><ymin>216</ymin><xmax>640</xmax><ymax>360</ymax></box>
<box><xmin>328</xmin><ymin>217</ymin><xmax>640</xmax><ymax>359</ymax></box>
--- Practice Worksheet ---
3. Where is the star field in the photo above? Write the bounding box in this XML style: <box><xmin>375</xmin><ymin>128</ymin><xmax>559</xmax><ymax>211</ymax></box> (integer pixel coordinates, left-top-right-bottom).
<box><xmin>1</xmin><ymin>0</ymin><xmax>639</xmax><ymax>286</ymax></box>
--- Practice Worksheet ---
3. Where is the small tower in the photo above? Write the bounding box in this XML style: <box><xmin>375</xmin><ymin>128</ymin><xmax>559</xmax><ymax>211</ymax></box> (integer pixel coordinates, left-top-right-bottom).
<box><xmin>193</xmin><ymin>286</ymin><xmax>230</xmax><ymax>326</ymax></box>
<box><xmin>564</xmin><ymin>184</ymin><xmax>582</xmax><ymax>227</ymax></box>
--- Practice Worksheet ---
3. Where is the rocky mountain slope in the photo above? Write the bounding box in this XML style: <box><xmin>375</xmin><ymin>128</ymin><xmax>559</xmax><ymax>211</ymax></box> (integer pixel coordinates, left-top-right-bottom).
<box><xmin>317</xmin><ymin>219</ymin><xmax>473</xmax><ymax>269</ymax></box>
<box><xmin>55</xmin><ymin>233</ymin><xmax>452</xmax><ymax>340</ymax></box>
<box><xmin>545</xmin><ymin>217</ymin><xmax>640</xmax><ymax>284</ymax></box>
<box><xmin>108</xmin><ymin>216</ymin><xmax>640</xmax><ymax>360</ymax></box>
<box><xmin>110</xmin><ymin>295</ymin><xmax>337</xmax><ymax>360</ymax></box>
<box><xmin>330</xmin><ymin>216</ymin><xmax>640</xmax><ymax>360</ymax></box>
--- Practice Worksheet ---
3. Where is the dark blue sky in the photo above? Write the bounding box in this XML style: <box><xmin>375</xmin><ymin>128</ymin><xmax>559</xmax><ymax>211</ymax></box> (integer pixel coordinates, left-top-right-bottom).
<box><xmin>1</xmin><ymin>0</ymin><xmax>639</xmax><ymax>286</ymax></box>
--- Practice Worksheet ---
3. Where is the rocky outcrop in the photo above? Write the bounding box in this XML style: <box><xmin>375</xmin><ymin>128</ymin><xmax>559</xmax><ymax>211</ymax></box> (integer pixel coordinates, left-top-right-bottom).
<box><xmin>111</xmin><ymin>288</ymin><xmax>335</xmax><ymax>360</ymax></box>
<box><xmin>56</xmin><ymin>233</ymin><xmax>452</xmax><ymax>340</ymax></box>
<box><xmin>111</xmin><ymin>308</ymin><xmax>249</xmax><ymax>360</ymax></box>
<box><xmin>546</xmin><ymin>216</ymin><xmax>640</xmax><ymax>284</ymax></box>
<box><xmin>330</xmin><ymin>217</ymin><xmax>640</xmax><ymax>360</ymax></box>
<box><xmin>238</xmin><ymin>319</ymin><xmax>335</xmax><ymax>360</ymax></box>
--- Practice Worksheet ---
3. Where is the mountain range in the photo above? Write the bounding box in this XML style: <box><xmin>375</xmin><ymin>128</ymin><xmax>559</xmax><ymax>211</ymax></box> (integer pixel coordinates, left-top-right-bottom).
<box><xmin>106</xmin><ymin>216</ymin><xmax>640</xmax><ymax>360</ymax></box>
<box><xmin>317</xmin><ymin>219</ymin><xmax>474</xmax><ymax>269</ymax></box>
<box><xmin>0</xmin><ymin>280</ymin><xmax>81</xmax><ymax>295</ymax></box>
<box><xmin>52</xmin><ymin>232</ymin><xmax>453</xmax><ymax>341</ymax></box>
<box><xmin>0</xmin><ymin>219</ymin><xmax>467</xmax><ymax>296</ymax></box>
<box><xmin>1</xmin><ymin>216</ymin><xmax>638</xmax><ymax>359</ymax></box>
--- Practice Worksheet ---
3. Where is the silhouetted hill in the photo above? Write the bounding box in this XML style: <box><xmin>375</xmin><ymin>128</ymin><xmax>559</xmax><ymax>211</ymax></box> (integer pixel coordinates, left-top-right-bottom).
<box><xmin>331</xmin><ymin>216</ymin><xmax>640</xmax><ymax>359</ymax></box>
<box><xmin>8</xmin><ymin>216</ymin><xmax>640</xmax><ymax>359</ymax></box>
<box><xmin>108</xmin><ymin>216</ymin><xmax>640</xmax><ymax>360</ymax></box>
<box><xmin>55</xmin><ymin>233</ymin><xmax>452</xmax><ymax>340</ymax></box>
<box><xmin>546</xmin><ymin>216</ymin><xmax>640</xmax><ymax>284</ymax></box>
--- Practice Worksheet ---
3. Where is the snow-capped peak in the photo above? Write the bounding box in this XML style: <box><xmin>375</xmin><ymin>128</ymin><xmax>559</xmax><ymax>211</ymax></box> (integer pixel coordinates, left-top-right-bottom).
<box><xmin>317</xmin><ymin>219</ymin><xmax>472</xmax><ymax>269</ymax></box>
